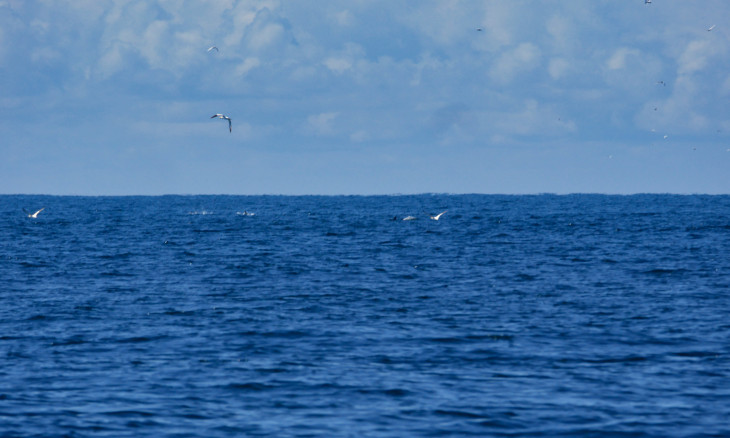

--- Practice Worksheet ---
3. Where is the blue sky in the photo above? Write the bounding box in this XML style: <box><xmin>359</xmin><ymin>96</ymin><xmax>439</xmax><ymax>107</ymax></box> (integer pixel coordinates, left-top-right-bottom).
<box><xmin>2</xmin><ymin>0</ymin><xmax>729</xmax><ymax>195</ymax></box>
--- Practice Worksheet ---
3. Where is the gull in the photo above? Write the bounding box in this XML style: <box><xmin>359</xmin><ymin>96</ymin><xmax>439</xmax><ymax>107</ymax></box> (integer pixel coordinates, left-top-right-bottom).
<box><xmin>430</xmin><ymin>210</ymin><xmax>447</xmax><ymax>221</ymax></box>
<box><xmin>210</xmin><ymin>114</ymin><xmax>232</xmax><ymax>132</ymax></box>
<box><xmin>645</xmin><ymin>0</ymin><xmax>651</xmax><ymax>3</ymax></box>
<box><xmin>476</xmin><ymin>27</ymin><xmax>483</xmax><ymax>32</ymax></box>
<box><xmin>656</xmin><ymin>80</ymin><xmax>665</xmax><ymax>86</ymax></box>
<box><xmin>207</xmin><ymin>46</ymin><xmax>219</xmax><ymax>53</ymax></box>
<box><xmin>23</xmin><ymin>207</ymin><xmax>44</xmax><ymax>218</ymax></box>
<box><xmin>707</xmin><ymin>25</ymin><xmax>716</xmax><ymax>32</ymax></box>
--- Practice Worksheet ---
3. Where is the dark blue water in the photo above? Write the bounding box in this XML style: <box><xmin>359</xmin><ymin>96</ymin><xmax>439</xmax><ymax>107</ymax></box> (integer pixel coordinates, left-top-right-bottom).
<box><xmin>1</xmin><ymin>194</ymin><xmax>729</xmax><ymax>437</ymax></box>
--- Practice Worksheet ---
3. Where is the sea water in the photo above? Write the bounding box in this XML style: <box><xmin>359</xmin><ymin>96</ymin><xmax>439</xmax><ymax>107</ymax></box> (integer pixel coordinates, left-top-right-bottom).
<box><xmin>1</xmin><ymin>194</ymin><xmax>728</xmax><ymax>437</ymax></box>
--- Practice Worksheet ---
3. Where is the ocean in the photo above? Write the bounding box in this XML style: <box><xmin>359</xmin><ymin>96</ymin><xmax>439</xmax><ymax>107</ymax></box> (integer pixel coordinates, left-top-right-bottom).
<box><xmin>1</xmin><ymin>194</ymin><xmax>728</xmax><ymax>437</ymax></box>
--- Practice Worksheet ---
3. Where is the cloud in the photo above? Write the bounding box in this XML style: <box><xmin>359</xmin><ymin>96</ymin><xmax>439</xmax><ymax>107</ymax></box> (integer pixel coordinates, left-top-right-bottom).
<box><xmin>489</xmin><ymin>43</ymin><xmax>541</xmax><ymax>83</ymax></box>
<box><xmin>323</xmin><ymin>43</ymin><xmax>364</xmax><ymax>75</ymax></box>
<box><xmin>548</xmin><ymin>57</ymin><xmax>570</xmax><ymax>80</ymax></box>
<box><xmin>677</xmin><ymin>40</ymin><xmax>716</xmax><ymax>76</ymax></box>
<box><xmin>306</xmin><ymin>112</ymin><xmax>339</xmax><ymax>136</ymax></box>
<box><xmin>235</xmin><ymin>57</ymin><xmax>261</xmax><ymax>76</ymax></box>
<box><xmin>606</xmin><ymin>47</ymin><xmax>640</xmax><ymax>70</ymax></box>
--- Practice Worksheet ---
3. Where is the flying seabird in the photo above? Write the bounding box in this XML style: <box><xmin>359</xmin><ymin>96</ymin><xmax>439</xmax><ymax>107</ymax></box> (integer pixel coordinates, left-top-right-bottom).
<box><xmin>402</xmin><ymin>216</ymin><xmax>417</xmax><ymax>221</ymax></box>
<box><xmin>210</xmin><ymin>114</ymin><xmax>232</xmax><ymax>132</ymax></box>
<box><xmin>707</xmin><ymin>25</ymin><xmax>716</xmax><ymax>31</ymax></box>
<box><xmin>207</xmin><ymin>46</ymin><xmax>219</xmax><ymax>53</ymax></box>
<box><xmin>430</xmin><ymin>210</ymin><xmax>447</xmax><ymax>221</ymax></box>
<box><xmin>23</xmin><ymin>208</ymin><xmax>44</xmax><ymax>218</ymax></box>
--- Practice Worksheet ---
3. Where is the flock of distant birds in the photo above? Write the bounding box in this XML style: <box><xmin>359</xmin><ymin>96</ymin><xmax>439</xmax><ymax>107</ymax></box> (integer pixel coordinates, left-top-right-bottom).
<box><xmin>22</xmin><ymin>207</ymin><xmax>448</xmax><ymax>221</ymax></box>
<box><xmin>206</xmin><ymin>46</ymin><xmax>233</xmax><ymax>133</ymax></box>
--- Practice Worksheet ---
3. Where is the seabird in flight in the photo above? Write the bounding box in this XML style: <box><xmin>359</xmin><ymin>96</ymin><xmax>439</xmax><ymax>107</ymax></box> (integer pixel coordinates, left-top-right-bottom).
<box><xmin>211</xmin><ymin>114</ymin><xmax>232</xmax><ymax>132</ymax></box>
<box><xmin>207</xmin><ymin>46</ymin><xmax>219</xmax><ymax>53</ymax></box>
<box><xmin>24</xmin><ymin>208</ymin><xmax>44</xmax><ymax>218</ymax></box>
<box><xmin>430</xmin><ymin>210</ymin><xmax>447</xmax><ymax>221</ymax></box>
<box><xmin>707</xmin><ymin>25</ymin><xmax>716</xmax><ymax>31</ymax></box>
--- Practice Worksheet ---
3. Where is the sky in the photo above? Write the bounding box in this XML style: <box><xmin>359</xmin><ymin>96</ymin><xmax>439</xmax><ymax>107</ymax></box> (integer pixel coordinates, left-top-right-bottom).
<box><xmin>1</xmin><ymin>0</ymin><xmax>729</xmax><ymax>195</ymax></box>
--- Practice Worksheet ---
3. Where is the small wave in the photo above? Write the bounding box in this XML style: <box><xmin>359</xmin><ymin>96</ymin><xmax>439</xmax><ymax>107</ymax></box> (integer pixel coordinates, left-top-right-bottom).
<box><xmin>434</xmin><ymin>409</ymin><xmax>484</xmax><ymax>419</ymax></box>
<box><xmin>226</xmin><ymin>382</ymin><xmax>274</xmax><ymax>392</ymax></box>
<box><xmin>358</xmin><ymin>388</ymin><xmax>411</xmax><ymax>397</ymax></box>
<box><xmin>643</xmin><ymin>268</ymin><xmax>687</xmax><ymax>276</ymax></box>
<box><xmin>104</xmin><ymin>410</ymin><xmax>156</xmax><ymax>417</ymax></box>
<box><xmin>671</xmin><ymin>351</ymin><xmax>720</xmax><ymax>358</ymax></box>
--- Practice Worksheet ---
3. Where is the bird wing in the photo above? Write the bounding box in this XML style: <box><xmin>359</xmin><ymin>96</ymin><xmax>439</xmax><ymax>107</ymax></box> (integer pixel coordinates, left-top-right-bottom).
<box><xmin>228</xmin><ymin>118</ymin><xmax>232</xmax><ymax>132</ymax></box>
<box><xmin>211</xmin><ymin>114</ymin><xmax>222</xmax><ymax>118</ymax></box>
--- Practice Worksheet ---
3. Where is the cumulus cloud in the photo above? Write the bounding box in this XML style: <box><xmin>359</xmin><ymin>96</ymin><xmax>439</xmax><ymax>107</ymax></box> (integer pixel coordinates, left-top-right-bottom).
<box><xmin>548</xmin><ymin>57</ymin><xmax>570</xmax><ymax>80</ymax></box>
<box><xmin>306</xmin><ymin>112</ymin><xmax>339</xmax><ymax>136</ymax></box>
<box><xmin>606</xmin><ymin>47</ymin><xmax>640</xmax><ymax>70</ymax></box>
<box><xmin>489</xmin><ymin>43</ymin><xmax>541</xmax><ymax>83</ymax></box>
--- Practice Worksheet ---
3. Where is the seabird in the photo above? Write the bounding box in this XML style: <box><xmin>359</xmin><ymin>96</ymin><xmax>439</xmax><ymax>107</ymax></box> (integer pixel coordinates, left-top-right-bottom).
<box><xmin>656</xmin><ymin>80</ymin><xmax>665</xmax><ymax>86</ymax></box>
<box><xmin>23</xmin><ymin>208</ymin><xmax>44</xmax><ymax>218</ymax></box>
<box><xmin>476</xmin><ymin>27</ymin><xmax>483</xmax><ymax>32</ymax></box>
<box><xmin>430</xmin><ymin>210</ymin><xmax>447</xmax><ymax>221</ymax></box>
<box><xmin>402</xmin><ymin>216</ymin><xmax>417</xmax><ymax>221</ymax></box>
<box><xmin>207</xmin><ymin>46</ymin><xmax>219</xmax><ymax>53</ymax></box>
<box><xmin>707</xmin><ymin>25</ymin><xmax>716</xmax><ymax>31</ymax></box>
<box><xmin>210</xmin><ymin>114</ymin><xmax>232</xmax><ymax>132</ymax></box>
<box><xmin>645</xmin><ymin>0</ymin><xmax>651</xmax><ymax>4</ymax></box>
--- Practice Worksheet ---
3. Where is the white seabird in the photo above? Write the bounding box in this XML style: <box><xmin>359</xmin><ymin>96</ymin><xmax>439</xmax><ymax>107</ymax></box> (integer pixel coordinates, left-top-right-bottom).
<box><xmin>210</xmin><ymin>114</ymin><xmax>232</xmax><ymax>132</ymax></box>
<box><xmin>24</xmin><ymin>208</ymin><xmax>44</xmax><ymax>218</ymax></box>
<box><xmin>430</xmin><ymin>210</ymin><xmax>447</xmax><ymax>221</ymax></box>
<box><xmin>207</xmin><ymin>46</ymin><xmax>219</xmax><ymax>52</ymax></box>
<box><xmin>707</xmin><ymin>25</ymin><xmax>716</xmax><ymax>31</ymax></box>
<box><xmin>402</xmin><ymin>216</ymin><xmax>417</xmax><ymax>221</ymax></box>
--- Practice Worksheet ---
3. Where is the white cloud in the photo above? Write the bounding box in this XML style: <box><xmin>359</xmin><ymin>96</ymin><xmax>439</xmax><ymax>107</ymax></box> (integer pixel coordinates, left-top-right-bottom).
<box><xmin>677</xmin><ymin>40</ymin><xmax>715</xmax><ymax>76</ymax></box>
<box><xmin>306</xmin><ymin>112</ymin><xmax>339</xmax><ymax>136</ymax></box>
<box><xmin>323</xmin><ymin>43</ymin><xmax>364</xmax><ymax>75</ymax></box>
<box><xmin>324</xmin><ymin>57</ymin><xmax>352</xmax><ymax>74</ymax></box>
<box><xmin>548</xmin><ymin>57</ymin><xmax>570</xmax><ymax>80</ymax></box>
<box><xmin>331</xmin><ymin>10</ymin><xmax>354</xmax><ymax>27</ymax></box>
<box><xmin>490</xmin><ymin>43</ymin><xmax>541</xmax><ymax>83</ymax></box>
<box><xmin>606</xmin><ymin>47</ymin><xmax>640</xmax><ymax>70</ymax></box>
<box><xmin>235</xmin><ymin>57</ymin><xmax>261</xmax><ymax>76</ymax></box>
<box><xmin>248</xmin><ymin>23</ymin><xmax>285</xmax><ymax>51</ymax></box>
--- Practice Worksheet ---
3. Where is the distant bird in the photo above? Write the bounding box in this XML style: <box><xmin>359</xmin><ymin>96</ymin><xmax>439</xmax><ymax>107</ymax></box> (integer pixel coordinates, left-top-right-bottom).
<box><xmin>430</xmin><ymin>210</ymin><xmax>447</xmax><ymax>221</ymax></box>
<box><xmin>207</xmin><ymin>46</ymin><xmax>219</xmax><ymax>53</ymax></box>
<box><xmin>210</xmin><ymin>114</ymin><xmax>232</xmax><ymax>132</ymax></box>
<box><xmin>645</xmin><ymin>0</ymin><xmax>651</xmax><ymax>3</ymax></box>
<box><xmin>23</xmin><ymin>208</ymin><xmax>44</xmax><ymax>218</ymax></box>
<box><xmin>707</xmin><ymin>25</ymin><xmax>716</xmax><ymax>32</ymax></box>
<box><xmin>656</xmin><ymin>80</ymin><xmax>665</xmax><ymax>86</ymax></box>
<box><xmin>402</xmin><ymin>216</ymin><xmax>417</xmax><ymax>221</ymax></box>
<box><xmin>476</xmin><ymin>27</ymin><xmax>483</xmax><ymax>32</ymax></box>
